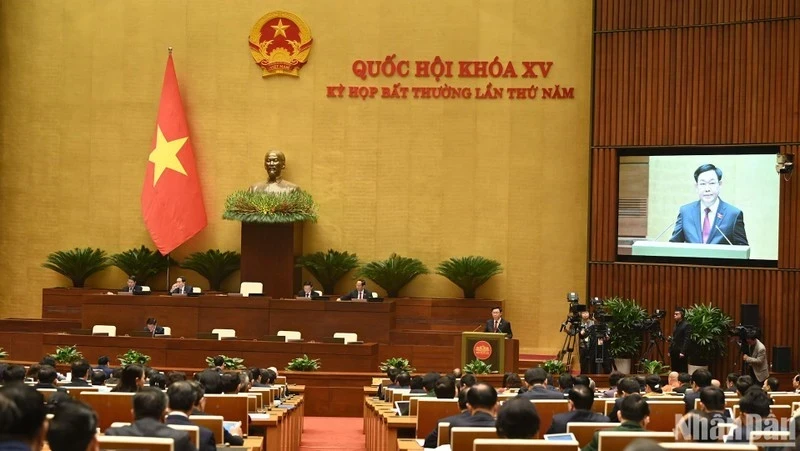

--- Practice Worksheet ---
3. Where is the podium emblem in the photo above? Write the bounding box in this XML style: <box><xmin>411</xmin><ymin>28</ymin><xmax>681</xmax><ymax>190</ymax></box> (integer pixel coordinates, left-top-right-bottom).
<box><xmin>473</xmin><ymin>340</ymin><xmax>493</xmax><ymax>360</ymax></box>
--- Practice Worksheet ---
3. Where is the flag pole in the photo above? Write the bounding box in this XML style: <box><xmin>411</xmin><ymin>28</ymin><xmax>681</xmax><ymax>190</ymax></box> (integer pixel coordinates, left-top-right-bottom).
<box><xmin>166</xmin><ymin>253</ymin><xmax>171</xmax><ymax>292</ymax></box>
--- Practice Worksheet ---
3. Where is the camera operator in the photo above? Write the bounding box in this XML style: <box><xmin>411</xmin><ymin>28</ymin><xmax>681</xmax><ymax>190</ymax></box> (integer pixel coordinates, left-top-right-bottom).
<box><xmin>578</xmin><ymin>311</ymin><xmax>594</xmax><ymax>373</ymax></box>
<box><xmin>742</xmin><ymin>330</ymin><xmax>769</xmax><ymax>385</ymax></box>
<box><xmin>669</xmin><ymin>308</ymin><xmax>690</xmax><ymax>373</ymax></box>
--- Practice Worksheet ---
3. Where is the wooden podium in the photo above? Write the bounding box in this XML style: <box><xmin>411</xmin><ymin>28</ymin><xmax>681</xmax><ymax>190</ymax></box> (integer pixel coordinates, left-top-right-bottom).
<box><xmin>240</xmin><ymin>222</ymin><xmax>303</xmax><ymax>298</ymax></box>
<box><xmin>460</xmin><ymin>332</ymin><xmax>519</xmax><ymax>373</ymax></box>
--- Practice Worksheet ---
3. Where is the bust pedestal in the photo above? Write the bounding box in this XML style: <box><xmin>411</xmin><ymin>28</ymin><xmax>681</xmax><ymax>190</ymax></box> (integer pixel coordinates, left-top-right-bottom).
<box><xmin>240</xmin><ymin>222</ymin><xmax>303</xmax><ymax>298</ymax></box>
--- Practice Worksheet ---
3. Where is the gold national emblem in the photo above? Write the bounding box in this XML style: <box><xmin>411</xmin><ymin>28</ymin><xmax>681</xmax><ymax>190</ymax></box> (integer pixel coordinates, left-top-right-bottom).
<box><xmin>249</xmin><ymin>11</ymin><xmax>313</xmax><ymax>77</ymax></box>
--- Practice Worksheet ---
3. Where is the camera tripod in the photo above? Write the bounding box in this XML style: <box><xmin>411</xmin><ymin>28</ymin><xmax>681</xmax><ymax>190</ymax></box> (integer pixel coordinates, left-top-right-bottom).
<box><xmin>641</xmin><ymin>327</ymin><xmax>666</xmax><ymax>363</ymax></box>
<box><xmin>557</xmin><ymin>329</ymin><xmax>578</xmax><ymax>371</ymax></box>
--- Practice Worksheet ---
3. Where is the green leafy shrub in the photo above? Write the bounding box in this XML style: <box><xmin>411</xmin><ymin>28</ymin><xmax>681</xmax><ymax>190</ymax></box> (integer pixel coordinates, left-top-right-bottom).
<box><xmin>223</xmin><ymin>190</ymin><xmax>318</xmax><ymax>223</ymax></box>
<box><xmin>639</xmin><ymin>359</ymin><xmax>669</xmax><ymax>375</ymax></box>
<box><xmin>179</xmin><ymin>250</ymin><xmax>241</xmax><ymax>291</ymax></box>
<box><xmin>541</xmin><ymin>359</ymin><xmax>567</xmax><ymax>375</ymax></box>
<box><xmin>286</xmin><ymin>354</ymin><xmax>321</xmax><ymax>371</ymax></box>
<box><xmin>118</xmin><ymin>349</ymin><xmax>151</xmax><ymax>366</ymax></box>
<box><xmin>685</xmin><ymin>303</ymin><xmax>733</xmax><ymax>366</ymax></box>
<box><xmin>206</xmin><ymin>355</ymin><xmax>246</xmax><ymax>370</ymax></box>
<box><xmin>357</xmin><ymin>253</ymin><xmax>429</xmax><ymax>297</ymax></box>
<box><xmin>296</xmin><ymin>250</ymin><xmax>359</xmax><ymax>294</ymax></box>
<box><xmin>379</xmin><ymin>357</ymin><xmax>416</xmax><ymax>373</ymax></box>
<box><xmin>604</xmin><ymin>297</ymin><xmax>647</xmax><ymax>359</ymax></box>
<box><xmin>0</xmin><ymin>348</ymin><xmax>8</xmax><ymax>359</ymax></box>
<box><xmin>42</xmin><ymin>247</ymin><xmax>110</xmax><ymax>288</ymax></box>
<box><xmin>110</xmin><ymin>245</ymin><xmax>174</xmax><ymax>285</ymax></box>
<box><xmin>463</xmin><ymin>359</ymin><xmax>493</xmax><ymax>375</ymax></box>
<box><xmin>436</xmin><ymin>256</ymin><xmax>502</xmax><ymax>298</ymax></box>
<box><xmin>51</xmin><ymin>345</ymin><xmax>84</xmax><ymax>364</ymax></box>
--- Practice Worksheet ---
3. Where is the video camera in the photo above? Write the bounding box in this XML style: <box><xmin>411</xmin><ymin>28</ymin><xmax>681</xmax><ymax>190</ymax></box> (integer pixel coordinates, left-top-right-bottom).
<box><xmin>560</xmin><ymin>292</ymin><xmax>587</xmax><ymax>335</ymax></box>
<box><xmin>729</xmin><ymin>324</ymin><xmax>760</xmax><ymax>352</ymax></box>
<box><xmin>633</xmin><ymin>309</ymin><xmax>667</xmax><ymax>334</ymax></box>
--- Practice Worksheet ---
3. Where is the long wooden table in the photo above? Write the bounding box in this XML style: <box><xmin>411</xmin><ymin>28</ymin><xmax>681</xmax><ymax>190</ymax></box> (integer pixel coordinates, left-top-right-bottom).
<box><xmin>79</xmin><ymin>294</ymin><xmax>395</xmax><ymax>343</ymax></box>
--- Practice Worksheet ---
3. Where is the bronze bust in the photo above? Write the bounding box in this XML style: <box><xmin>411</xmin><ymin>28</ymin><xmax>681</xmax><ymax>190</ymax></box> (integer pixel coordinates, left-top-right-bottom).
<box><xmin>249</xmin><ymin>150</ymin><xmax>299</xmax><ymax>193</ymax></box>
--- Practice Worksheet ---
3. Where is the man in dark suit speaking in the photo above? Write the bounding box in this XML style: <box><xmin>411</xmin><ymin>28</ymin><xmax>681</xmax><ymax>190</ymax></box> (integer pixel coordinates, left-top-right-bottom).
<box><xmin>669</xmin><ymin>163</ymin><xmax>748</xmax><ymax>246</ymax></box>
<box><xmin>484</xmin><ymin>306</ymin><xmax>513</xmax><ymax>338</ymax></box>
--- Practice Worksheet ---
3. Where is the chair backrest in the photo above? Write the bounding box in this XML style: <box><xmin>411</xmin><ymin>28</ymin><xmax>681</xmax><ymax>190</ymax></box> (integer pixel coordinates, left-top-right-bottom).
<box><xmin>645</xmin><ymin>401</ymin><xmax>686</xmax><ymax>432</ymax></box>
<box><xmin>473</xmin><ymin>438</ymin><xmax>581</xmax><ymax>450</ymax></box>
<box><xmin>192</xmin><ymin>286</ymin><xmax>202</xmax><ymax>294</ymax></box>
<box><xmin>64</xmin><ymin>386</ymin><xmax>100</xmax><ymax>397</ymax></box>
<box><xmin>161</xmin><ymin>326</ymin><xmax>172</xmax><ymax>336</ymax></box>
<box><xmin>748</xmin><ymin>430</ymin><xmax>792</xmax><ymax>447</ymax></box>
<box><xmin>566</xmin><ymin>422</ymin><xmax>617</xmax><ymax>448</ymax></box>
<box><xmin>277</xmin><ymin>330</ymin><xmax>302</xmax><ymax>341</ymax></box>
<box><xmin>661</xmin><ymin>444</ymin><xmax>757</xmax><ymax>450</ymax></box>
<box><xmin>202</xmin><ymin>394</ymin><xmax>249</xmax><ymax>431</ymax></box>
<box><xmin>437</xmin><ymin>422</ymin><xmax>451</xmax><ymax>446</ymax></box>
<box><xmin>36</xmin><ymin>388</ymin><xmax>57</xmax><ymax>401</ymax></box>
<box><xmin>79</xmin><ymin>392</ymin><xmax>135</xmax><ymax>431</ymax></box>
<box><xmin>314</xmin><ymin>290</ymin><xmax>323</xmax><ymax>296</ymax></box>
<box><xmin>725</xmin><ymin>398</ymin><xmax>740</xmax><ymax>409</ymax></box>
<box><xmin>140</xmin><ymin>286</ymin><xmax>151</xmax><ymax>293</ymax></box>
<box><xmin>530</xmin><ymin>400</ymin><xmax>570</xmax><ymax>437</ymax></box>
<box><xmin>769</xmin><ymin>404</ymin><xmax>792</xmax><ymax>421</ymax></box>
<box><xmin>275</xmin><ymin>376</ymin><xmax>287</xmax><ymax>384</ymax></box>
<box><xmin>770</xmin><ymin>393</ymin><xmax>800</xmax><ymax>406</ymax></box>
<box><xmin>211</xmin><ymin>328</ymin><xmax>236</xmax><ymax>340</ymax></box>
<box><xmin>603</xmin><ymin>399</ymin><xmax>616</xmax><ymax>416</ymax></box>
<box><xmin>450</xmin><ymin>427</ymin><xmax>498</xmax><ymax>451</ymax></box>
<box><xmin>190</xmin><ymin>415</ymin><xmax>224</xmax><ymax>445</ymax></box>
<box><xmin>415</xmin><ymin>398</ymin><xmax>459</xmax><ymax>439</ymax></box>
<box><xmin>168</xmin><ymin>424</ymin><xmax>200</xmax><ymax>447</ymax></box>
<box><xmin>97</xmin><ymin>435</ymin><xmax>174</xmax><ymax>451</ymax></box>
<box><xmin>240</xmin><ymin>282</ymin><xmax>263</xmax><ymax>296</ymax></box>
<box><xmin>333</xmin><ymin>332</ymin><xmax>358</xmax><ymax>344</ymax></box>
<box><xmin>92</xmin><ymin>325</ymin><xmax>117</xmax><ymax>337</ymax></box>
<box><xmin>597</xmin><ymin>431</ymin><xmax>674</xmax><ymax>450</ymax></box>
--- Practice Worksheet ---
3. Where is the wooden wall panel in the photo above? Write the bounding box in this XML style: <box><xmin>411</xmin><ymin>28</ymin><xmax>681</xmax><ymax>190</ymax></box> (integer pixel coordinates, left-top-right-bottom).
<box><xmin>778</xmin><ymin>145</ymin><xmax>800</xmax><ymax>269</ymax></box>
<box><xmin>590</xmin><ymin>149</ymin><xmax>619</xmax><ymax>262</ymax></box>
<box><xmin>593</xmin><ymin>19</ymin><xmax>800</xmax><ymax>147</ymax></box>
<box><xmin>595</xmin><ymin>0</ymin><xmax>800</xmax><ymax>31</ymax></box>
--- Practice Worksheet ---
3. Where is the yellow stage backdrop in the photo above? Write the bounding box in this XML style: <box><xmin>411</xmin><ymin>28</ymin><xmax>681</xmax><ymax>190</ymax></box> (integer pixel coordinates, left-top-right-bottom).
<box><xmin>0</xmin><ymin>0</ymin><xmax>591</xmax><ymax>354</ymax></box>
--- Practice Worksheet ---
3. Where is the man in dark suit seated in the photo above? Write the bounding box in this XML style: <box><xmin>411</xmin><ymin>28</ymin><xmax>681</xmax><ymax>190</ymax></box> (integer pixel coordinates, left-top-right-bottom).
<box><xmin>192</xmin><ymin>372</ymin><xmax>244</xmax><ymax>445</ymax></box>
<box><xmin>424</xmin><ymin>383</ymin><xmax>498</xmax><ymax>448</ymax></box>
<box><xmin>496</xmin><ymin>397</ymin><xmax>541</xmax><ymax>439</ymax></box>
<box><xmin>684</xmin><ymin>368</ymin><xmax>713</xmax><ymax>413</ymax></box>
<box><xmin>122</xmin><ymin>275</ymin><xmax>143</xmax><ymax>294</ymax></box>
<box><xmin>517</xmin><ymin>368</ymin><xmax>564</xmax><ymax>399</ymax></box>
<box><xmin>338</xmin><ymin>279</ymin><xmax>374</xmax><ymax>300</ymax></box>
<box><xmin>546</xmin><ymin>384</ymin><xmax>610</xmax><ymax>434</ymax></box>
<box><xmin>94</xmin><ymin>356</ymin><xmax>114</xmax><ymax>377</ymax></box>
<box><xmin>297</xmin><ymin>281</ymin><xmax>321</xmax><ymax>299</ymax></box>
<box><xmin>170</xmin><ymin>276</ymin><xmax>193</xmax><ymax>295</ymax></box>
<box><xmin>32</xmin><ymin>365</ymin><xmax>66</xmax><ymax>392</ymax></box>
<box><xmin>583</xmin><ymin>394</ymin><xmax>650</xmax><ymax>451</ymax></box>
<box><xmin>0</xmin><ymin>384</ymin><xmax>47</xmax><ymax>451</ymax></box>
<box><xmin>47</xmin><ymin>398</ymin><xmax>99</xmax><ymax>451</ymax></box>
<box><xmin>145</xmin><ymin>318</ymin><xmax>165</xmax><ymax>335</ymax></box>
<box><xmin>2</xmin><ymin>364</ymin><xmax>27</xmax><ymax>384</ymax></box>
<box><xmin>422</xmin><ymin>387</ymin><xmax>473</xmax><ymax>448</ymax></box>
<box><xmin>63</xmin><ymin>361</ymin><xmax>92</xmax><ymax>387</ymax></box>
<box><xmin>607</xmin><ymin>377</ymin><xmax>641</xmax><ymax>423</ymax></box>
<box><xmin>484</xmin><ymin>306</ymin><xmax>513</xmax><ymax>338</ymax></box>
<box><xmin>166</xmin><ymin>381</ymin><xmax>216</xmax><ymax>451</ymax></box>
<box><xmin>104</xmin><ymin>387</ymin><xmax>195</xmax><ymax>451</ymax></box>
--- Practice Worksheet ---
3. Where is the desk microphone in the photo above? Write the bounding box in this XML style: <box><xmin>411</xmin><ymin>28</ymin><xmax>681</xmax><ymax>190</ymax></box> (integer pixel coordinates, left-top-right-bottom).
<box><xmin>472</xmin><ymin>324</ymin><xmax>483</xmax><ymax>332</ymax></box>
<box><xmin>715</xmin><ymin>225</ymin><xmax>734</xmax><ymax>245</ymax></box>
<box><xmin>652</xmin><ymin>221</ymin><xmax>676</xmax><ymax>242</ymax></box>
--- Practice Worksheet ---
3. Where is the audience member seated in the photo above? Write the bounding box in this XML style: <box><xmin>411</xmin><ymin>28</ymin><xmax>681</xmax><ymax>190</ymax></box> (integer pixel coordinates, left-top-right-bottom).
<box><xmin>498</xmin><ymin>373</ymin><xmax>523</xmax><ymax>394</ymax></box>
<box><xmin>603</xmin><ymin>371</ymin><xmax>623</xmax><ymax>398</ymax></box>
<box><xmin>112</xmin><ymin>364</ymin><xmax>145</xmax><ymax>393</ymax></box>
<box><xmin>642</xmin><ymin>375</ymin><xmax>665</xmax><ymax>398</ymax></box>
<box><xmin>63</xmin><ymin>361</ymin><xmax>92</xmax><ymax>387</ymax></box>
<box><xmin>424</xmin><ymin>383</ymin><xmax>498</xmax><ymax>448</ymax></box>
<box><xmin>662</xmin><ymin>371</ymin><xmax>679</xmax><ymax>393</ymax></box>
<box><xmin>684</xmin><ymin>368</ymin><xmax>713</xmax><ymax>413</ymax></box>
<box><xmin>422</xmin><ymin>372</ymin><xmax>441</xmax><ymax>396</ymax></box>
<box><xmin>395</xmin><ymin>371</ymin><xmax>411</xmax><ymax>389</ymax></box>
<box><xmin>674</xmin><ymin>372</ymin><xmax>691</xmax><ymax>394</ymax></box>
<box><xmin>168</xmin><ymin>371</ymin><xmax>187</xmax><ymax>387</ymax></box>
<box><xmin>452</xmin><ymin>368</ymin><xmax>463</xmax><ymax>379</ymax></box>
<box><xmin>725</xmin><ymin>372</ymin><xmax>740</xmax><ymax>393</ymax></box>
<box><xmin>105</xmin><ymin>387</ymin><xmax>195</xmax><ymax>451</ymax></box>
<box><xmin>91</xmin><ymin>370</ymin><xmax>108</xmax><ymax>386</ymax></box>
<box><xmin>94</xmin><ymin>356</ymin><xmax>114</xmax><ymax>377</ymax></box>
<box><xmin>33</xmin><ymin>365</ymin><xmax>63</xmax><ymax>390</ymax></box>
<box><xmin>190</xmin><ymin>379</ymin><xmax>244</xmax><ymax>445</ymax></box>
<box><xmin>40</xmin><ymin>356</ymin><xmax>66</xmax><ymax>381</ymax></box>
<box><xmin>763</xmin><ymin>376</ymin><xmax>779</xmax><ymax>393</ymax></box>
<box><xmin>410</xmin><ymin>376</ymin><xmax>426</xmax><ymax>394</ymax></box>
<box><xmin>422</xmin><ymin>386</ymin><xmax>472</xmax><ymax>448</ymax></box>
<box><xmin>735</xmin><ymin>375</ymin><xmax>755</xmax><ymax>397</ymax></box>
<box><xmin>25</xmin><ymin>364</ymin><xmax>41</xmax><ymax>383</ymax></box>
<box><xmin>0</xmin><ymin>384</ymin><xmax>47</xmax><ymax>451</ymax></box>
<box><xmin>558</xmin><ymin>373</ymin><xmax>574</xmax><ymax>393</ymax></box>
<box><xmin>145</xmin><ymin>318</ymin><xmax>165</xmax><ymax>335</ymax></box>
<box><xmin>792</xmin><ymin>373</ymin><xmax>800</xmax><ymax>392</ymax></box>
<box><xmin>608</xmin><ymin>377</ymin><xmax>641</xmax><ymax>423</ymax></box>
<box><xmin>150</xmin><ymin>372</ymin><xmax>167</xmax><ymax>390</ymax></box>
<box><xmin>220</xmin><ymin>372</ymin><xmax>240</xmax><ymax>394</ymax></box>
<box><xmin>378</xmin><ymin>367</ymin><xmax>401</xmax><ymax>400</ymax></box>
<box><xmin>166</xmin><ymin>381</ymin><xmax>216</xmax><ymax>451</ymax></box>
<box><xmin>573</xmin><ymin>375</ymin><xmax>592</xmax><ymax>389</ymax></box>
<box><xmin>47</xmin><ymin>399</ymin><xmax>99</xmax><ymax>451</ymax></box>
<box><xmin>496</xmin><ymin>397</ymin><xmax>541</xmax><ymax>439</ymax></box>
<box><xmin>518</xmin><ymin>368</ymin><xmax>564</xmax><ymax>399</ymax></box>
<box><xmin>434</xmin><ymin>376</ymin><xmax>456</xmax><ymax>399</ymax></box>
<box><xmin>3</xmin><ymin>365</ymin><xmax>27</xmax><ymax>385</ymax></box>
<box><xmin>459</xmin><ymin>374</ymin><xmax>477</xmax><ymax>393</ymax></box>
<box><xmin>210</xmin><ymin>356</ymin><xmax>225</xmax><ymax>371</ymax></box>
<box><xmin>726</xmin><ymin>387</ymin><xmax>778</xmax><ymax>443</ymax></box>
<box><xmin>583</xmin><ymin>393</ymin><xmax>650</xmax><ymax>451</ymax></box>
<box><xmin>675</xmin><ymin>386</ymin><xmax>731</xmax><ymax>442</ymax></box>
<box><xmin>547</xmin><ymin>384</ymin><xmax>609</xmax><ymax>434</ymax></box>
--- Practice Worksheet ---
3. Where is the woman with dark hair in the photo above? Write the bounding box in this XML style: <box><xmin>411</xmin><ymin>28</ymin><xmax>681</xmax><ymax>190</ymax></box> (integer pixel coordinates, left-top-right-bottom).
<box><xmin>111</xmin><ymin>364</ymin><xmax>145</xmax><ymax>393</ymax></box>
<box><xmin>643</xmin><ymin>374</ymin><xmax>665</xmax><ymax>397</ymax></box>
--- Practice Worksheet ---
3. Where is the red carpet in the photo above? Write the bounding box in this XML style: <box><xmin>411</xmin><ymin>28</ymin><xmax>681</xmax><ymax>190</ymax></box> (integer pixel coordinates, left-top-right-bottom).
<box><xmin>299</xmin><ymin>416</ymin><xmax>366</xmax><ymax>451</ymax></box>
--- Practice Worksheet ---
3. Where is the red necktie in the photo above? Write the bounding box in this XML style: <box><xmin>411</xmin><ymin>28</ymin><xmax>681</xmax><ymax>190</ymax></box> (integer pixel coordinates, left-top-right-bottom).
<box><xmin>358</xmin><ymin>291</ymin><xmax>362</xmax><ymax>300</ymax></box>
<box><xmin>702</xmin><ymin>207</ymin><xmax>711</xmax><ymax>243</ymax></box>
<box><xmin>494</xmin><ymin>321</ymin><xmax>499</xmax><ymax>332</ymax></box>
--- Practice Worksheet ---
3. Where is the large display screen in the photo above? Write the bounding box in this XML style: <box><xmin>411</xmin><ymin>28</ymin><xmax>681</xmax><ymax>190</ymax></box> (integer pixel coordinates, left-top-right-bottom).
<box><xmin>617</xmin><ymin>149</ymin><xmax>780</xmax><ymax>263</ymax></box>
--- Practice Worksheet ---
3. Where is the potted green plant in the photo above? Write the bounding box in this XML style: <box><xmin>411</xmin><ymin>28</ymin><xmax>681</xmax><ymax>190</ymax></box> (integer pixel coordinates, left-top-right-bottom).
<box><xmin>604</xmin><ymin>296</ymin><xmax>647</xmax><ymax>374</ymax></box>
<box><xmin>206</xmin><ymin>355</ymin><xmax>246</xmax><ymax>370</ymax></box>
<box><xmin>179</xmin><ymin>250</ymin><xmax>241</xmax><ymax>291</ymax></box>
<box><xmin>223</xmin><ymin>190</ymin><xmax>318</xmax><ymax>223</ymax></box>
<box><xmin>295</xmin><ymin>249</ymin><xmax>360</xmax><ymax>294</ymax></box>
<box><xmin>357</xmin><ymin>253</ymin><xmax>429</xmax><ymax>297</ymax></box>
<box><xmin>51</xmin><ymin>345</ymin><xmax>84</xmax><ymax>364</ymax></box>
<box><xmin>42</xmin><ymin>247</ymin><xmax>110</xmax><ymax>288</ymax></box>
<box><xmin>639</xmin><ymin>358</ymin><xmax>670</xmax><ymax>375</ymax></box>
<box><xmin>463</xmin><ymin>359</ymin><xmax>493</xmax><ymax>374</ymax></box>
<box><xmin>0</xmin><ymin>348</ymin><xmax>8</xmax><ymax>360</ymax></box>
<box><xmin>286</xmin><ymin>354</ymin><xmax>321</xmax><ymax>371</ymax></box>
<box><xmin>541</xmin><ymin>359</ymin><xmax>567</xmax><ymax>376</ymax></box>
<box><xmin>435</xmin><ymin>256</ymin><xmax>502</xmax><ymax>299</ymax></box>
<box><xmin>379</xmin><ymin>357</ymin><xmax>416</xmax><ymax>373</ymax></box>
<box><xmin>684</xmin><ymin>303</ymin><xmax>732</xmax><ymax>372</ymax></box>
<box><xmin>118</xmin><ymin>349</ymin><xmax>152</xmax><ymax>366</ymax></box>
<box><xmin>110</xmin><ymin>245</ymin><xmax>174</xmax><ymax>285</ymax></box>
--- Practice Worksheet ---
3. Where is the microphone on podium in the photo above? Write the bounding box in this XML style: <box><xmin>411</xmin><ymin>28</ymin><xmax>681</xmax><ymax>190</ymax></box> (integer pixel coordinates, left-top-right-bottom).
<box><xmin>652</xmin><ymin>221</ymin><xmax>676</xmax><ymax>242</ymax></box>
<box><xmin>715</xmin><ymin>225</ymin><xmax>734</xmax><ymax>245</ymax></box>
<box><xmin>472</xmin><ymin>324</ymin><xmax>483</xmax><ymax>332</ymax></box>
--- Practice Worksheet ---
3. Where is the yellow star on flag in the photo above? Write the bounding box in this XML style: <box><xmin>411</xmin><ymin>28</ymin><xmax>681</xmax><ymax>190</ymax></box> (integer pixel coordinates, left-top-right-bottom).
<box><xmin>149</xmin><ymin>125</ymin><xmax>188</xmax><ymax>186</ymax></box>
<box><xmin>271</xmin><ymin>19</ymin><xmax>289</xmax><ymax>38</ymax></box>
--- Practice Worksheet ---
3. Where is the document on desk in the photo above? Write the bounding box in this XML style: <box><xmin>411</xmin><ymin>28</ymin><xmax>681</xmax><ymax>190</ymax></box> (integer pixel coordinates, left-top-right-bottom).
<box><xmin>248</xmin><ymin>414</ymin><xmax>270</xmax><ymax>421</ymax></box>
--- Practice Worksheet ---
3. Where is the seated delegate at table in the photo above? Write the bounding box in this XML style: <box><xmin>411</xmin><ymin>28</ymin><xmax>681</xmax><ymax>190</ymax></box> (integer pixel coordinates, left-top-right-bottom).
<box><xmin>145</xmin><ymin>318</ymin><xmax>164</xmax><ymax>336</ymax></box>
<box><xmin>338</xmin><ymin>279</ymin><xmax>374</xmax><ymax>300</ymax></box>
<box><xmin>170</xmin><ymin>276</ymin><xmax>194</xmax><ymax>295</ymax></box>
<box><xmin>121</xmin><ymin>275</ymin><xmax>143</xmax><ymax>294</ymax></box>
<box><xmin>297</xmin><ymin>281</ymin><xmax>321</xmax><ymax>299</ymax></box>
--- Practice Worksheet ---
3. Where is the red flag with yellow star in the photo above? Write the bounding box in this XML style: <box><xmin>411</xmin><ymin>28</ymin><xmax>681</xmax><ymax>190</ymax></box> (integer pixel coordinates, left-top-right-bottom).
<box><xmin>141</xmin><ymin>53</ymin><xmax>207</xmax><ymax>255</ymax></box>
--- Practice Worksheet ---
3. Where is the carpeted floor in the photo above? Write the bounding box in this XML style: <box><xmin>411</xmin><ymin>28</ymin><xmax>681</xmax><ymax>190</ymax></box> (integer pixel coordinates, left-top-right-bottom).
<box><xmin>299</xmin><ymin>416</ymin><xmax>366</xmax><ymax>451</ymax></box>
